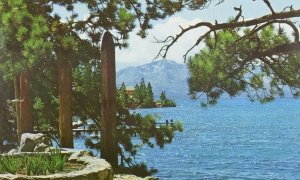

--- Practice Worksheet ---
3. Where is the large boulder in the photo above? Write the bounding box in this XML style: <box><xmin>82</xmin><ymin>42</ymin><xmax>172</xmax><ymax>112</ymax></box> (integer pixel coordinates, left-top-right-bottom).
<box><xmin>19</xmin><ymin>133</ymin><xmax>52</xmax><ymax>152</ymax></box>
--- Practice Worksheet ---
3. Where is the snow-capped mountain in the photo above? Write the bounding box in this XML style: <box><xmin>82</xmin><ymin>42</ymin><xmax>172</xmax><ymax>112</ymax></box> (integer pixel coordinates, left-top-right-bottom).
<box><xmin>117</xmin><ymin>60</ymin><xmax>189</xmax><ymax>98</ymax></box>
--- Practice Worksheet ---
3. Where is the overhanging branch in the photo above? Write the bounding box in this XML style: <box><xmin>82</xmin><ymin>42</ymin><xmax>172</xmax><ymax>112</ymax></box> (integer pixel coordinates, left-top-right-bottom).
<box><xmin>156</xmin><ymin>6</ymin><xmax>300</xmax><ymax>60</ymax></box>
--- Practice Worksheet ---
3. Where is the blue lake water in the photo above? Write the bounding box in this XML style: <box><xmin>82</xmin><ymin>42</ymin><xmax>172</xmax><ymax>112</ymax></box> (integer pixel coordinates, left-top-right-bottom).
<box><xmin>75</xmin><ymin>98</ymin><xmax>300</xmax><ymax>179</ymax></box>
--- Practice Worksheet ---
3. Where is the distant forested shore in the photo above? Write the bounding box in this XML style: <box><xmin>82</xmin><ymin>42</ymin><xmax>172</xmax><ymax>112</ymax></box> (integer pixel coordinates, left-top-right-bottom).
<box><xmin>117</xmin><ymin>79</ymin><xmax>176</xmax><ymax>109</ymax></box>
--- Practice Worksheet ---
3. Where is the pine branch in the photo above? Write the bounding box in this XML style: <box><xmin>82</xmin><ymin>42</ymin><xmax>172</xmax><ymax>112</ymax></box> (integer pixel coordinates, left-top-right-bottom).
<box><xmin>156</xmin><ymin>8</ymin><xmax>300</xmax><ymax>60</ymax></box>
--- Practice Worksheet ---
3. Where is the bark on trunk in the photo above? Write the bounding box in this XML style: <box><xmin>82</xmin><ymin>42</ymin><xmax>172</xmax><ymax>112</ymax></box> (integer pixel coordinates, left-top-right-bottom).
<box><xmin>100</xmin><ymin>32</ymin><xmax>118</xmax><ymax>167</ymax></box>
<box><xmin>59</xmin><ymin>56</ymin><xmax>73</xmax><ymax>148</ymax></box>
<box><xmin>14</xmin><ymin>75</ymin><xmax>21</xmax><ymax>141</ymax></box>
<box><xmin>19</xmin><ymin>71</ymin><xmax>33</xmax><ymax>134</ymax></box>
<box><xmin>0</xmin><ymin>75</ymin><xmax>5</xmax><ymax>147</ymax></box>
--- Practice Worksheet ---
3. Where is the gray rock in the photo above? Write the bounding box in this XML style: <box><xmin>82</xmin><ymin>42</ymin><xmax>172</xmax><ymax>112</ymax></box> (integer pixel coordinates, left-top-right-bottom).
<box><xmin>7</xmin><ymin>148</ymin><xmax>18</xmax><ymax>154</ymax></box>
<box><xmin>44</xmin><ymin>146</ymin><xmax>57</xmax><ymax>153</ymax></box>
<box><xmin>19</xmin><ymin>133</ymin><xmax>52</xmax><ymax>152</ymax></box>
<box><xmin>114</xmin><ymin>175</ymin><xmax>158</xmax><ymax>180</ymax></box>
<box><xmin>20</xmin><ymin>137</ymin><xmax>36</xmax><ymax>152</ymax></box>
<box><xmin>34</xmin><ymin>142</ymin><xmax>49</xmax><ymax>152</ymax></box>
<box><xmin>68</xmin><ymin>150</ymin><xmax>93</xmax><ymax>163</ymax></box>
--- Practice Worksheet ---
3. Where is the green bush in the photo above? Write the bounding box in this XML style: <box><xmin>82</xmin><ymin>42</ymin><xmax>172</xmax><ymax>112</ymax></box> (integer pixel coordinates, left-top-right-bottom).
<box><xmin>49</xmin><ymin>149</ymin><xmax>67</xmax><ymax>172</ymax></box>
<box><xmin>162</xmin><ymin>99</ymin><xmax>176</xmax><ymax>107</ymax></box>
<box><xmin>0</xmin><ymin>156</ymin><xmax>22</xmax><ymax>174</ymax></box>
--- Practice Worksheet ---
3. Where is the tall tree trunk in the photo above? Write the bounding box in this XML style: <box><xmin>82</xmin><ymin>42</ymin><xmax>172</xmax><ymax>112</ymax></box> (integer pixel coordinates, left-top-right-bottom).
<box><xmin>59</xmin><ymin>56</ymin><xmax>73</xmax><ymax>148</ymax></box>
<box><xmin>0</xmin><ymin>75</ymin><xmax>5</xmax><ymax>148</ymax></box>
<box><xmin>19</xmin><ymin>71</ymin><xmax>33</xmax><ymax>134</ymax></box>
<box><xmin>14</xmin><ymin>75</ymin><xmax>21</xmax><ymax>141</ymax></box>
<box><xmin>100</xmin><ymin>32</ymin><xmax>118</xmax><ymax>167</ymax></box>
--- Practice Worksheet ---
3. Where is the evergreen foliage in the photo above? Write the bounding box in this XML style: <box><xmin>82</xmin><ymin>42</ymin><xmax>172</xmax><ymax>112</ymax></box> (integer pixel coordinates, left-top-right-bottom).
<box><xmin>144</xmin><ymin>82</ymin><xmax>155</xmax><ymax>108</ymax></box>
<box><xmin>159</xmin><ymin>91</ymin><xmax>176</xmax><ymax>107</ymax></box>
<box><xmin>5</xmin><ymin>0</ymin><xmax>296</xmax><ymax>176</ymax></box>
<box><xmin>0</xmin><ymin>0</ymin><xmax>53</xmax><ymax>79</ymax></box>
<box><xmin>120</xmin><ymin>79</ymin><xmax>176</xmax><ymax>109</ymax></box>
<box><xmin>117</xmin><ymin>82</ymin><xmax>129</xmax><ymax>108</ymax></box>
<box><xmin>150</xmin><ymin>1</ymin><xmax>300</xmax><ymax>106</ymax></box>
<box><xmin>0</xmin><ymin>0</ymin><xmax>187</xmax><ymax>175</ymax></box>
<box><xmin>188</xmin><ymin>25</ymin><xmax>300</xmax><ymax>106</ymax></box>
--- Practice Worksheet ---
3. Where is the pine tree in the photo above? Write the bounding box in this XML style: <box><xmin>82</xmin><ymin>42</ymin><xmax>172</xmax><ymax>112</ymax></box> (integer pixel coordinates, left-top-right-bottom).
<box><xmin>132</xmin><ymin>84</ymin><xmax>141</xmax><ymax>106</ymax></box>
<box><xmin>117</xmin><ymin>82</ymin><xmax>128</xmax><ymax>108</ymax></box>
<box><xmin>0</xmin><ymin>0</ymin><xmax>193</xmax><ymax>173</ymax></box>
<box><xmin>188</xmin><ymin>25</ymin><xmax>300</xmax><ymax>106</ymax></box>
<box><xmin>100</xmin><ymin>32</ymin><xmax>118</xmax><ymax>167</ymax></box>
<box><xmin>155</xmin><ymin>1</ymin><xmax>300</xmax><ymax>105</ymax></box>
<box><xmin>160</xmin><ymin>91</ymin><xmax>167</xmax><ymax>102</ymax></box>
<box><xmin>139</xmin><ymin>78</ymin><xmax>147</xmax><ymax>105</ymax></box>
<box><xmin>0</xmin><ymin>0</ymin><xmax>52</xmax><ymax>139</ymax></box>
<box><xmin>143</xmin><ymin>82</ymin><xmax>154</xmax><ymax>108</ymax></box>
<box><xmin>159</xmin><ymin>91</ymin><xmax>176</xmax><ymax>107</ymax></box>
<box><xmin>55</xmin><ymin>30</ymin><xmax>79</xmax><ymax>149</ymax></box>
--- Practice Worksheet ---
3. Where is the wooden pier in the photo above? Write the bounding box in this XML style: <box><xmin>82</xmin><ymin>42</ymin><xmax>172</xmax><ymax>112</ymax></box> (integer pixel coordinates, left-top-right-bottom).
<box><xmin>34</xmin><ymin>119</ymin><xmax>174</xmax><ymax>135</ymax></box>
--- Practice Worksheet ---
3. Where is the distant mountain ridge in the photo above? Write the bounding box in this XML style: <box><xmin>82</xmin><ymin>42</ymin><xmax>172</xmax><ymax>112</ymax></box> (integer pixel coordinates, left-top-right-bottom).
<box><xmin>116</xmin><ymin>60</ymin><xmax>189</xmax><ymax>98</ymax></box>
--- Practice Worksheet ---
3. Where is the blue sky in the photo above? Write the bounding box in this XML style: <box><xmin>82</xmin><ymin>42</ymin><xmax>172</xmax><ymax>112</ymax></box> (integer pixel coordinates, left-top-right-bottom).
<box><xmin>56</xmin><ymin>1</ymin><xmax>300</xmax><ymax>70</ymax></box>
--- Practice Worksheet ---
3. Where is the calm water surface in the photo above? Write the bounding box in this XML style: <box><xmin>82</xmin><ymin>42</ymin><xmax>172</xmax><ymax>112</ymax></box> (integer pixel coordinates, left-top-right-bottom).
<box><xmin>76</xmin><ymin>98</ymin><xmax>300</xmax><ymax>179</ymax></box>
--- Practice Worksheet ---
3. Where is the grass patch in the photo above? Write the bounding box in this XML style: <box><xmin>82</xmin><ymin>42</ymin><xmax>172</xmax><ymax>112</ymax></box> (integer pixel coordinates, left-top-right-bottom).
<box><xmin>0</xmin><ymin>149</ymin><xmax>69</xmax><ymax>176</ymax></box>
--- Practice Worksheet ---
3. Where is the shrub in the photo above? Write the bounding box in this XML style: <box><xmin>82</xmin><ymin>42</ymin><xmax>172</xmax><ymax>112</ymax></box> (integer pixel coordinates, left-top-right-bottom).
<box><xmin>0</xmin><ymin>149</ymin><xmax>67</xmax><ymax>175</ymax></box>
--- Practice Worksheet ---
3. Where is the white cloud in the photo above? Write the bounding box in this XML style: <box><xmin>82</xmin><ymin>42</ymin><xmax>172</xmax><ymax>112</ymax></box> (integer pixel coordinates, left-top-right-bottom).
<box><xmin>115</xmin><ymin>16</ymin><xmax>207</xmax><ymax>70</ymax></box>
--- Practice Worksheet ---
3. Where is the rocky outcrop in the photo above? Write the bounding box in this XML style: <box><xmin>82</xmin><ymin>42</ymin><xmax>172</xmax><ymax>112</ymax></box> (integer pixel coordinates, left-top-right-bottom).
<box><xmin>4</xmin><ymin>136</ymin><xmax>154</xmax><ymax>180</ymax></box>
<box><xmin>114</xmin><ymin>175</ymin><xmax>158</xmax><ymax>180</ymax></box>
<box><xmin>6</xmin><ymin>133</ymin><xmax>53</xmax><ymax>154</ymax></box>
<box><xmin>0</xmin><ymin>149</ymin><xmax>113</xmax><ymax>180</ymax></box>
<box><xmin>19</xmin><ymin>133</ymin><xmax>52</xmax><ymax>152</ymax></box>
